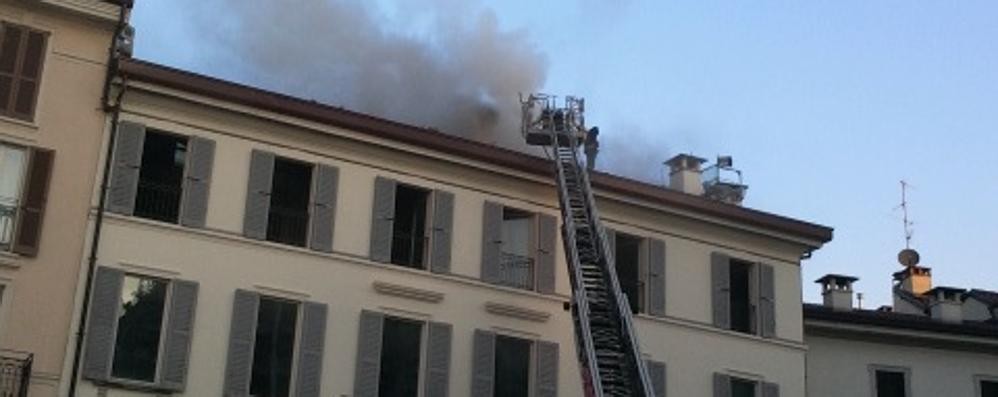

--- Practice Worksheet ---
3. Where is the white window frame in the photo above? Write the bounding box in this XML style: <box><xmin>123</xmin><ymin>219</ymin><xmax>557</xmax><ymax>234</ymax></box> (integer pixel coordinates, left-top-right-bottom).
<box><xmin>493</xmin><ymin>332</ymin><xmax>536</xmax><ymax>397</ymax></box>
<box><xmin>249</xmin><ymin>294</ymin><xmax>304</xmax><ymax>397</ymax></box>
<box><xmin>378</xmin><ymin>314</ymin><xmax>428</xmax><ymax>396</ymax></box>
<box><xmin>975</xmin><ymin>374</ymin><xmax>998</xmax><ymax>397</ymax></box>
<box><xmin>107</xmin><ymin>273</ymin><xmax>174</xmax><ymax>387</ymax></box>
<box><xmin>869</xmin><ymin>364</ymin><xmax>912</xmax><ymax>397</ymax></box>
<box><xmin>0</xmin><ymin>142</ymin><xmax>27</xmax><ymax>253</ymax></box>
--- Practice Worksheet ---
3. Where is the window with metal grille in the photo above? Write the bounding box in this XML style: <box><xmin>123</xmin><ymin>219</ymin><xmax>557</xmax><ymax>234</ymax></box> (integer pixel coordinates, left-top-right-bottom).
<box><xmin>0</xmin><ymin>144</ymin><xmax>26</xmax><ymax>252</ymax></box>
<box><xmin>0</xmin><ymin>23</ymin><xmax>46</xmax><ymax>121</ymax></box>
<box><xmin>134</xmin><ymin>131</ymin><xmax>188</xmax><ymax>223</ymax></box>
<box><xmin>500</xmin><ymin>207</ymin><xmax>535</xmax><ymax>290</ymax></box>
<box><xmin>266</xmin><ymin>158</ymin><xmax>312</xmax><ymax>247</ymax></box>
<box><xmin>391</xmin><ymin>184</ymin><xmax>429</xmax><ymax>269</ymax></box>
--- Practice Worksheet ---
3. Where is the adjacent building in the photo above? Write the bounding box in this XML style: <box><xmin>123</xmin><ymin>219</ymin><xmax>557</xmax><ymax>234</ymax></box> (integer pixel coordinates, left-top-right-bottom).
<box><xmin>0</xmin><ymin>1</ymin><xmax>123</xmax><ymax>396</ymax></box>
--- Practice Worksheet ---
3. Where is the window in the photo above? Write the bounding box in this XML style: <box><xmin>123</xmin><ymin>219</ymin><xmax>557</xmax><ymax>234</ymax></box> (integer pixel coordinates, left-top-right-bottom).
<box><xmin>250</xmin><ymin>297</ymin><xmax>299</xmax><ymax>397</ymax></box>
<box><xmin>981</xmin><ymin>379</ymin><xmax>998</xmax><ymax>397</ymax></box>
<box><xmin>0</xmin><ymin>144</ymin><xmax>26</xmax><ymax>251</ymax></box>
<box><xmin>390</xmin><ymin>184</ymin><xmax>430</xmax><ymax>268</ymax></box>
<box><xmin>111</xmin><ymin>275</ymin><xmax>168</xmax><ymax>382</ymax></box>
<box><xmin>378</xmin><ymin>316</ymin><xmax>423</xmax><ymax>397</ymax></box>
<box><xmin>82</xmin><ymin>267</ymin><xmax>199</xmax><ymax>391</ymax></box>
<box><xmin>134</xmin><ymin>130</ymin><xmax>187</xmax><ymax>223</ymax></box>
<box><xmin>494</xmin><ymin>335</ymin><xmax>532</xmax><ymax>397</ymax></box>
<box><xmin>267</xmin><ymin>158</ymin><xmax>312</xmax><ymax>247</ymax></box>
<box><xmin>730</xmin><ymin>259</ymin><xmax>755</xmax><ymax>334</ymax></box>
<box><xmin>731</xmin><ymin>378</ymin><xmax>757</xmax><ymax>397</ymax></box>
<box><xmin>872</xmin><ymin>368</ymin><xmax>908</xmax><ymax>397</ymax></box>
<box><xmin>499</xmin><ymin>207</ymin><xmax>535</xmax><ymax>289</ymax></box>
<box><xmin>614</xmin><ymin>233</ymin><xmax>644</xmax><ymax>314</ymax></box>
<box><xmin>0</xmin><ymin>23</ymin><xmax>47</xmax><ymax>121</ymax></box>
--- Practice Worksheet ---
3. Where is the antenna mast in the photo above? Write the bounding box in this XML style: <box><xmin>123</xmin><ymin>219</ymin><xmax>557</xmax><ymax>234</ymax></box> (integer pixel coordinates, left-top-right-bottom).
<box><xmin>898</xmin><ymin>180</ymin><xmax>914</xmax><ymax>249</ymax></box>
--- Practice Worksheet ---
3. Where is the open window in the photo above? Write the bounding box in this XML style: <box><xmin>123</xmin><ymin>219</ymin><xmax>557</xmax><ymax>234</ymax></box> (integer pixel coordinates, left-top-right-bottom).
<box><xmin>711</xmin><ymin>252</ymin><xmax>775</xmax><ymax>337</ymax></box>
<box><xmin>481</xmin><ymin>201</ymin><xmax>557</xmax><ymax>293</ymax></box>
<box><xmin>499</xmin><ymin>207</ymin><xmax>535</xmax><ymax>290</ymax></box>
<box><xmin>614</xmin><ymin>232</ymin><xmax>644</xmax><ymax>314</ymax></box>
<box><xmin>714</xmin><ymin>373</ymin><xmax>778</xmax><ymax>397</ymax></box>
<box><xmin>0</xmin><ymin>144</ymin><xmax>27</xmax><ymax>251</ymax></box>
<box><xmin>729</xmin><ymin>259</ymin><xmax>755</xmax><ymax>334</ymax></box>
<box><xmin>133</xmin><ymin>130</ymin><xmax>187</xmax><ymax>223</ymax></box>
<box><xmin>0</xmin><ymin>142</ymin><xmax>52</xmax><ymax>257</ymax></box>
<box><xmin>0</xmin><ymin>22</ymin><xmax>47</xmax><ymax>122</ymax></box>
<box><xmin>979</xmin><ymin>377</ymin><xmax>998</xmax><ymax>397</ymax></box>
<box><xmin>369</xmin><ymin>177</ymin><xmax>454</xmax><ymax>273</ymax></box>
<box><xmin>353</xmin><ymin>311</ymin><xmax>452</xmax><ymax>397</ymax></box>
<box><xmin>494</xmin><ymin>335</ymin><xmax>532</xmax><ymax>397</ymax></box>
<box><xmin>472</xmin><ymin>330</ymin><xmax>558</xmax><ymax>397</ymax></box>
<box><xmin>871</xmin><ymin>366</ymin><xmax>909</xmax><ymax>397</ymax></box>
<box><xmin>266</xmin><ymin>157</ymin><xmax>312</xmax><ymax>247</ymax></box>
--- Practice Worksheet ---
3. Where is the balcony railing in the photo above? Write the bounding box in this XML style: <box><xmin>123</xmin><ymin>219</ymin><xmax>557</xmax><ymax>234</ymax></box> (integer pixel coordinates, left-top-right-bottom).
<box><xmin>266</xmin><ymin>205</ymin><xmax>309</xmax><ymax>247</ymax></box>
<box><xmin>0</xmin><ymin>201</ymin><xmax>16</xmax><ymax>251</ymax></box>
<box><xmin>498</xmin><ymin>252</ymin><xmax>534</xmax><ymax>290</ymax></box>
<box><xmin>391</xmin><ymin>231</ymin><xmax>427</xmax><ymax>268</ymax></box>
<box><xmin>134</xmin><ymin>180</ymin><xmax>182</xmax><ymax>223</ymax></box>
<box><xmin>0</xmin><ymin>351</ymin><xmax>31</xmax><ymax>397</ymax></box>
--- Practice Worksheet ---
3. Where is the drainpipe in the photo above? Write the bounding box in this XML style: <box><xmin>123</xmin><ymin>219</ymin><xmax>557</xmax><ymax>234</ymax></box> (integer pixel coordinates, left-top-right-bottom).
<box><xmin>66</xmin><ymin>2</ymin><xmax>132</xmax><ymax>396</ymax></box>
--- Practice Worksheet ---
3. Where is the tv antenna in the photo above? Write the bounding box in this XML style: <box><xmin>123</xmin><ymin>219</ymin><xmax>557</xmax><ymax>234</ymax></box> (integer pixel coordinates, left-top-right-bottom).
<box><xmin>896</xmin><ymin>180</ymin><xmax>915</xmax><ymax>249</ymax></box>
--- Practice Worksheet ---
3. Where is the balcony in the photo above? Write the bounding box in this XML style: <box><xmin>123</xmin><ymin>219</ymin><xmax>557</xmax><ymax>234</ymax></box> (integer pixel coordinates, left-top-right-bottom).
<box><xmin>0</xmin><ymin>200</ymin><xmax>17</xmax><ymax>251</ymax></box>
<box><xmin>266</xmin><ymin>205</ymin><xmax>309</xmax><ymax>247</ymax></box>
<box><xmin>133</xmin><ymin>180</ymin><xmax>182</xmax><ymax>223</ymax></box>
<box><xmin>498</xmin><ymin>252</ymin><xmax>535</xmax><ymax>290</ymax></box>
<box><xmin>0</xmin><ymin>350</ymin><xmax>31</xmax><ymax>397</ymax></box>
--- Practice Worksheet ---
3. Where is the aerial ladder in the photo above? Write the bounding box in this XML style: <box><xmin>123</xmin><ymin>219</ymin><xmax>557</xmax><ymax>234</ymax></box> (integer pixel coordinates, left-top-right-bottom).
<box><xmin>521</xmin><ymin>94</ymin><xmax>653</xmax><ymax>397</ymax></box>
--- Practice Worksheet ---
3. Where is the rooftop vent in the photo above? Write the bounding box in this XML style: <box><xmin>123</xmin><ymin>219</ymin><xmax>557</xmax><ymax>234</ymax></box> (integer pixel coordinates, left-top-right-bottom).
<box><xmin>816</xmin><ymin>274</ymin><xmax>859</xmax><ymax>311</ymax></box>
<box><xmin>926</xmin><ymin>286</ymin><xmax>966</xmax><ymax>323</ymax></box>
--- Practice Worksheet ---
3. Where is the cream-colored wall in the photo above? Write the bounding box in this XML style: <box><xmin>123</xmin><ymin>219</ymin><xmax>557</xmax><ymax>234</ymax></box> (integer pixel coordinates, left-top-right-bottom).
<box><xmin>0</xmin><ymin>2</ymin><xmax>114</xmax><ymax>396</ymax></box>
<box><xmin>806</xmin><ymin>334</ymin><xmax>998</xmax><ymax>397</ymax></box>
<box><xmin>71</xmin><ymin>77</ymin><xmax>819</xmax><ymax>396</ymax></box>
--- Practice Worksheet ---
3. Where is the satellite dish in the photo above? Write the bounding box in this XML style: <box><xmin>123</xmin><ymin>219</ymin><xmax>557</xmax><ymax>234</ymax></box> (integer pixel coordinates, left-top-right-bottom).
<box><xmin>898</xmin><ymin>248</ymin><xmax>920</xmax><ymax>267</ymax></box>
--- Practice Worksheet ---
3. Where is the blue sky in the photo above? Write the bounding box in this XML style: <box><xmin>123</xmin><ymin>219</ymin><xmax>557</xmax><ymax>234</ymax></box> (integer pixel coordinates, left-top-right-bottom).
<box><xmin>131</xmin><ymin>1</ymin><xmax>998</xmax><ymax>305</ymax></box>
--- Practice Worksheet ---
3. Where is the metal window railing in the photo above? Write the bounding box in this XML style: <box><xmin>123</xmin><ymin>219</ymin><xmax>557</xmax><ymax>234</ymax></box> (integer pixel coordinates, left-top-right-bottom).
<box><xmin>134</xmin><ymin>180</ymin><xmax>183</xmax><ymax>222</ymax></box>
<box><xmin>0</xmin><ymin>201</ymin><xmax>17</xmax><ymax>251</ymax></box>
<box><xmin>498</xmin><ymin>252</ymin><xmax>534</xmax><ymax>290</ymax></box>
<box><xmin>266</xmin><ymin>205</ymin><xmax>310</xmax><ymax>247</ymax></box>
<box><xmin>0</xmin><ymin>351</ymin><xmax>32</xmax><ymax>397</ymax></box>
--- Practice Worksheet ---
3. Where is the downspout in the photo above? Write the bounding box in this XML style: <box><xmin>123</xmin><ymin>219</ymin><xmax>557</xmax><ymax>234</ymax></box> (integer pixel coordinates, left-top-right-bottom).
<box><xmin>67</xmin><ymin>2</ymin><xmax>132</xmax><ymax>396</ymax></box>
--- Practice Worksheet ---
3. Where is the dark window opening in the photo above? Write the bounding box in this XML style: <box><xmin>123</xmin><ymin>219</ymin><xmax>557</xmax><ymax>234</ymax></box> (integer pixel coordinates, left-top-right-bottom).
<box><xmin>267</xmin><ymin>158</ymin><xmax>312</xmax><ymax>247</ymax></box>
<box><xmin>111</xmin><ymin>275</ymin><xmax>168</xmax><ymax>383</ymax></box>
<box><xmin>494</xmin><ymin>335</ymin><xmax>531</xmax><ymax>397</ymax></box>
<box><xmin>729</xmin><ymin>260</ymin><xmax>754</xmax><ymax>334</ymax></box>
<box><xmin>134</xmin><ymin>131</ymin><xmax>187</xmax><ymax>223</ymax></box>
<box><xmin>614</xmin><ymin>233</ymin><xmax>643</xmax><ymax>314</ymax></box>
<box><xmin>378</xmin><ymin>316</ymin><xmax>422</xmax><ymax>397</ymax></box>
<box><xmin>391</xmin><ymin>185</ymin><xmax>429</xmax><ymax>269</ymax></box>
<box><xmin>0</xmin><ymin>23</ymin><xmax>47</xmax><ymax>121</ymax></box>
<box><xmin>731</xmin><ymin>378</ymin><xmax>757</xmax><ymax>397</ymax></box>
<box><xmin>981</xmin><ymin>380</ymin><xmax>998</xmax><ymax>397</ymax></box>
<box><xmin>499</xmin><ymin>208</ymin><xmax>534</xmax><ymax>289</ymax></box>
<box><xmin>875</xmin><ymin>370</ymin><xmax>907</xmax><ymax>397</ymax></box>
<box><xmin>250</xmin><ymin>297</ymin><xmax>298</xmax><ymax>397</ymax></box>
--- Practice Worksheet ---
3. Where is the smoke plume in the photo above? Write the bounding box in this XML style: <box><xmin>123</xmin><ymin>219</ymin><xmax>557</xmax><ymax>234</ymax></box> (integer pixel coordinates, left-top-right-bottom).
<box><xmin>187</xmin><ymin>0</ymin><xmax>547</xmax><ymax>151</ymax></box>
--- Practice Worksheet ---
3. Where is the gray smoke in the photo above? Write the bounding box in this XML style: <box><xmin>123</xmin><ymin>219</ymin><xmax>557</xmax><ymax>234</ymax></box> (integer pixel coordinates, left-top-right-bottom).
<box><xmin>187</xmin><ymin>0</ymin><xmax>546</xmax><ymax>151</ymax></box>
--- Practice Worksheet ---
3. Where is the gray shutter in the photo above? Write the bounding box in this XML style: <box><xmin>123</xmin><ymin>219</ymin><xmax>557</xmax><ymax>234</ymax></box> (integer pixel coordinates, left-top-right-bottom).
<box><xmin>535</xmin><ymin>340</ymin><xmax>559</xmax><ymax>397</ymax></box>
<box><xmin>430</xmin><ymin>190</ymin><xmax>454</xmax><ymax>274</ymax></box>
<box><xmin>180</xmin><ymin>136</ymin><xmax>215</xmax><ymax>228</ymax></box>
<box><xmin>646</xmin><ymin>359</ymin><xmax>666</xmax><ymax>397</ymax></box>
<box><xmin>470</xmin><ymin>329</ymin><xmax>495</xmax><ymax>396</ymax></box>
<box><xmin>759</xmin><ymin>263</ymin><xmax>776</xmax><ymax>338</ymax></box>
<box><xmin>81</xmin><ymin>266</ymin><xmax>124</xmax><ymax>381</ymax></box>
<box><xmin>159</xmin><ymin>280</ymin><xmax>199</xmax><ymax>391</ymax></box>
<box><xmin>223</xmin><ymin>290</ymin><xmax>259</xmax><ymax>397</ymax></box>
<box><xmin>369</xmin><ymin>177</ymin><xmax>396</xmax><ymax>262</ymax></box>
<box><xmin>424</xmin><ymin>321</ymin><xmax>452</xmax><ymax>397</ymax></box>
<box><xmin>309</xmin><ymin>164</ymin><xmax>339</xmax><ymax>253</ymax></box>
<box><xmin>107</xmin><ymin>121</ymin><xmax>145</xmax><ymax>215</ymax></box>
<box><xmin>647</xmin><ymin>238</ymin><xmax>666</xmax><ymax>317</ymax></box>
<box><xmin>711</xmin><ymin>252</ymin><xmax>731</xmax><ymax>329</ymax></box>
<box><xmin>480</xmin><ymin>201</ymin><xmax>503</xmax><ymax>283</ymax></box>
<box><xmin>536</xmin><ymin>213</ymin><xmax>557</xmax><ymax>294</ymax></box>
<box><xmin>243</xmin><ymin>150</ymin><xmax>274</xmax><ymax>239</ymax></box>
<box><xmin>713</xmin><ymin>373</ymin><xmax>731</xmax><ymax>397</ymax></box>
<box><xmin>762</xmin><ymin>381</ymin><xmax>779</xmax><ymax>397</ymax></box>
<box><xmin>295</xmin><ymin>301</ymin><xmax>328</xmax><ymax>397</ymax></box>
<box><xmin>353</xmin><ymin>310</ymin><xmax>384</xmax><ymax>397</ymax></box>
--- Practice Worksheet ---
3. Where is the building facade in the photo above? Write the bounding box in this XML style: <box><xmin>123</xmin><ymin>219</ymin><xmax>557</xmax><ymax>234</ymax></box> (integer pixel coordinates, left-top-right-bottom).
<box><xmin>65</xmin><ymin>58</ymin><xmax>832</xmax><ymax>397</ymax></box>
<box><xmin>0</xmin><ymin>1</ymin><xmax>122</xmax><ymax>395</ymax></box>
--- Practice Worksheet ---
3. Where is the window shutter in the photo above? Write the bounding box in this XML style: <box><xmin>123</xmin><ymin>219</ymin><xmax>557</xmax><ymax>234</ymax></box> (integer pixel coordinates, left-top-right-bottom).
<box><xmin>536</xmin><ymin>213</ymin><xmax>557</xmax><ymax>294</ymax></box>
<box><xmin>369</xmin><ymin>177</ymin><xmax>396</xmax><ymax>262</ymax></box>
<box><xmin>534</xmin><ymin>340</ymin><xmax>559</xmax><ymax>397</ymax></box>
<box><xmin>309</xmin><ymin>164</ymin><xmax>339</xmax><ymax>253</ymax></box>
<box><xmin>353</xmin><ymin>310</ymin><xmax>384</xmax><ymax>397</ymax></box>
<box><xmin>81</xmin><ymin>266</ymin><xmax>123</xmax><ymax>382</ymax></box>
<box><xmin>758</xmin><ymin>263</ymin><xmax>776</xmax><ymax>338</ymax></box>
<box><xmin>159</xmin><ymin>279</ymin><xmax>199</xmax><ymax>391</ymax></box>
<box><xmin>713</xmin><ymin>373</ymin><xmax>731</xmax><ymax>397</ymax></box>
<box><xmin>429</xmin><ymin>190</ymin><xmax>454</xmax><ymax>274</ymax></box>
<box><xmin>470</xmin><ymin>329</ymin><xmax>495</xmax><ymax>396</ymax></box>
<box><xmin>424</xmin><ymin>321</ymin><xmax>452</xmax><ymax>397</ymax></box>
<box><xmin>12</xmin><ymin>31</ymin><xmax>44</xmax><ymax>119</ymax></box>
<box><xmin>243</xmin><ymin>150</ymin><xmax>274</xmax><ymax>240</ymax></box>
<box><xmin>646</xmin><ymin>359</ymin><xmax>667</xmax><ymax>397</ymax></box>
<box><xmin>223</xmin><ymin>289</ymin><xmax>259</xmax><ymax>397</ymax></box>
<box><xmin>647</xmin><ymin>238</ymin><xmax>667</xmax><ymax>317</ymax></box>
<box><xmin>480</xmin><ymin>201</ymin><xmax>503</xmax><ymax>283</ymax></box>
<box><xmin>179</xmin><ymin>136</ymin><xmax>215</xmax><ymax>229</ymax></box>
<box><xmin>295</xmin><ymin>301</ymin><xmax>328</xmax><ymax>397</ymax></box>
<box><xmin>711</xmin><ymin>252</ymin><xmax>731</xmax><ymax>329</ymax></box>
<box><xmin>762</xmin><ymin>381</ymin><xmax>779</xmax><ymax>397</ymax></box>
<box><xmin>0</xmin><ymin>24</ymin><xmax>46</xmax><ymax>121</ymax></box>
<box><xmin>107</xmin><ymin>121</ymin><xmax>146</xmax><ymax>215</ymax></box>
<box><xmin>12</xmin><ymin>148</ymin><xmax>52</xmax><ymax>256</ymax></box>
<box><xmin>0</xmin><ymin>24</ymin><xmax>23</xmax><ymax>112</ymax></box>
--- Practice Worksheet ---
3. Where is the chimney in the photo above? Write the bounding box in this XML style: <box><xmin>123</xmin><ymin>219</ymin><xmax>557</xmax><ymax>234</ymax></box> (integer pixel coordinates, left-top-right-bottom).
<box><xmin>892</xmin><ymin>266</ymin><xmax>932</xmax><ymax>295</ymax></box>
<box><xmin>925</xmin><ymin>287</ymin><xmax>966</xmax><ymax>323</ymax></box>
<box><xmin>664</xmin><ymin>154</ymin><xmax>707</xmax><ymax>195</ymax></box>
<box><xmin>815</xmin><ymin>274</ymin><xmax>859</xmax><ymax>311</ymax></box>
